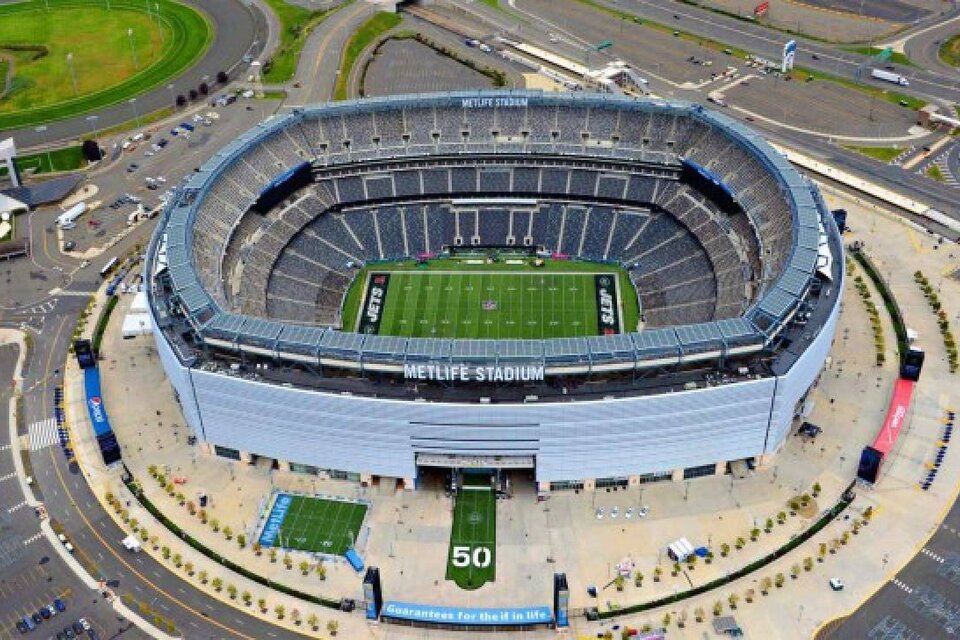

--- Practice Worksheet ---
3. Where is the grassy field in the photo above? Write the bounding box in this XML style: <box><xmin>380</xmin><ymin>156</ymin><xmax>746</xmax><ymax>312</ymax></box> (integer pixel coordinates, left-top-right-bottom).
<box><xmin>841</xmin><ymin>145</ymin><xmax>902</xmax><ymax>163</ymax></box>
<box><xmin>0</xmin><ymin>0</ymin><xmax>210</xmax><ymax>130</ymax></box>
<box><xmin>940</xmin><ymin>34</ymin><xmax>960</xmax><ymax>67</ymax></box>
<box><xmin>344</xmin><ymin>257</ymin><xmax>638</xmax><ymax>340</ymax></box>
<box><xmin>446</xmin><ymin>483</ymin><xmax>496</xmax><ymax>590</ymax></box>
<box><xmin>927</xmin><ymin>165</ymin><xmax>945</xmax><ymax>182</ymax></box>
<box><xmin>0</xmin><ymin>144</ymin><xmax>84</xmax><ymax>176</ymax></box>
<box><xmin>843</xmin><ymin>46</ymin><xmax>914</xmax><ymax>67</ymax></box>
<box><xmin>261</xmin><ymin>495</ymin><xmax>366</xmax><ymax>555</ymax></box>
<box><xmin>261</xmin><ymin>0</ymin><xmax>347</xmax><ymax>83</ymax></box>
<box><xmin>334</xmin><ymin>11</ymin><xmax>401</xmax><ymax>100</ymax></box>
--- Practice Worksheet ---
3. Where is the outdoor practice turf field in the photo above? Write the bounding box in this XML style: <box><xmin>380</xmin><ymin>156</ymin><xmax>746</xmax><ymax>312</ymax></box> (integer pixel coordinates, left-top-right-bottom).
<box><xmin>346</xmin><ymin>257</ymin><xmax>638</xmax><ymax>339</ymax></box>
<box><xmin>446</xmin><ymin>483</ymin><xmax>496</xmax><ymax>590</ymax></box>
<box><xmin>258</xmin><ymin>494</ymin><xmax>367</xmax><ymax>555</ymax></box>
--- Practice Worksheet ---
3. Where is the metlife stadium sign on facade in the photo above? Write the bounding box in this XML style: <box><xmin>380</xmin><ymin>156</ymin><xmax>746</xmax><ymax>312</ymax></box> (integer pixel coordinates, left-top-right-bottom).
<box><xmin>403</xmin><ymin>363</ymin><xmax>546</xmax><ymax>382</ymax></box>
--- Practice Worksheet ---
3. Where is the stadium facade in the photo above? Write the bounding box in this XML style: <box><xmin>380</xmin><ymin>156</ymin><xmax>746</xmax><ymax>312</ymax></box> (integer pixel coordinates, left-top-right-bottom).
<box><xmin>147</xmin><ymin>91</ymin><xmax>843</xmax><ymax>492</ymax></box>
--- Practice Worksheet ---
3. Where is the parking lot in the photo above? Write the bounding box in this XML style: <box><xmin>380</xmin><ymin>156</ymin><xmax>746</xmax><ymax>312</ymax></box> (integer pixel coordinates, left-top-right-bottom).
<box><xmin>364</xmin><ymin>38</ymin><xmax>497</xmax><ymax>97</ymax></box>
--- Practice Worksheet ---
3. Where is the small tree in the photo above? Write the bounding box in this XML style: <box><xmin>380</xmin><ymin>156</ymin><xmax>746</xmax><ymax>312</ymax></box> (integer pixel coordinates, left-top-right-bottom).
<box><xmin>283</xmin><ymin>554</ymin><xmax>293</xmax><ymax>570</ymax></box>
<box><xmin>614</xmin><ymin>575</ymin><xmax>625</xmax><ymax>591</ymax></box>
<box><xmin>774</xmin><ymin>573</ymin><xmax>785</xmax><ymax>588</ymax></box>
<box><xmin>258</xmin><ymin>597</ymin><xmax>267</xmax><ymax>613</ymax></box>
<box><xmin>653</xmin><ymin>566</ymin><xmax>662</xmax><ymax>582</ymax></box>
<box><xmin>161</xmin><ymin>546</ymin><xmax>171</xmax><ymax>560</ymax></box>
<box><xmin>841</xmin><ymin>532</ymin><xmax>850</xmax><ymax>545</ymax></box>
<box><xmin>81</xmin><ymin>139</ymin><xmax>102</xmax><ymax>162</ymax></box>
<box><xmin>150</xmin><ymin>535</ymin><xmax>159</xmax><ymax>550</ymax></box>
<box><xmin>242</xmin><ymin>591</ymin><xmax>252</xmax><ymax>606</ymax></box>
<box><xmin>291</xmin><ymin>608</ymin><xmax>301</xmax><ymax>625</ymax></box>
<box><xmin>275</xmin><ymin>604</ymin><xmax>285</xmax><ymax>619</ymax></box>
<box><xmin>129</xmin><ymin>518</ymin><xmax>139</xmax><ymax>531</ymax></box>
<box><xmin>237</xmin><ymin>533</ymin><xmax>246</xmax><ymax>549</ymax></box>
<box><xmin>634</xmin><ymin>571</ymin><xmax>643</xmax><ymax>587</ymax></box>
<box><xmin>863</xmin><ymin>505</ymin><xmax>874</xmax><ymax>521</ymax></box>
<box><xmin>327</xmin><ymin>619</ymin><xmax>339</xmax><ymax>636</ymax></box>
<box><xmin>791</xmin><ymin>563</ymin><xmax>801</xmax><ymax>579</ymax></box>
<box><xmin>211</xmin><ymin>518</ymin><xmax>220</xmax><ymax>532</ymax></box>
<box><xmin>140</xmin><ymin>528</ymin><xmax>149</xmax><ymax>542</ymax></box>
<box><xmin>223</xmin><ymin>525</ymin><xmax>233</xmax><ymax>540</ymax></box>
<box><xmin>216</xmin><ymin>70</ymin><xmax>229</xmax><ymax>84</ymax></box>
<box><xmin>253</xmin><ymin>542</ymin><xmax>262</xmax><ymax>556</ymax></box>
<box><xmin>176</xmin><ymin>94</ymin><xmax>187</xmax><ymax>107</ymax></box>
<box><xmin>735</xmin><ymin>536</ymin><xmax>746</xmax><ymax>550</ymax></box>
<box><xmin>750</xmin><ymin>527</ymin><xmax>761</xmax><ymax>541</ymax></box>
<box><xmin>186</xmin><ymin>501</ymin><xmax>196</xmax><ymax>515</ymax></box>
<box><xmin>745</xmin><ymin>588</ymin><xmax>755</xmax><ymax>603</ymax></box>
<box><xmin>765</xmin><ymin>518</ymin><xmax>774</xmax><ymax>532</ymax></box>
<box><xmin>188</xmin><ymin>88</ymin><xmax>199</xmax><ymax>101</ymax></box>
<box><xmin>671</xmin><ymin>562</ymin><xmax>681</xmax><ymax>576</ymax></box>
<box><xmin>662</xmin><ymin>612</ymin><xmax>671</xmax><ymax>627</ymax></box>
<box><xmin>212</xmin><ymin>577</ymin><xmax>223</xmax><ymax>592</ymax></box>
<box><xmin>694</xmin><ymin>606</ymin><xmax>705</xmax><ymax>622</ymax></box>
<box><xmin>300</xmin><ymin>560</ymin><xmax>310</xmax><ymax>576</ymax></box>
<box><xmin>713</xmin><ymin>600</ymin><xmax>723</xmax><ymax>616</ymax></box>
<box><xmin>120</xmin><ymin>509</ymin><xmax>130</xmax><ymax>522</ymax></box>
<box><xmin>147</xmin><ymin>466</ymin><xmax>157</xmax><ymax>478</ymax></box>
<box><xmin>270</xmin><ymin>548</ymin><xmax>278</xmax><ymax>563</ymax></box>
<box><xmin>818</xmin><ymin>542</ymin><xmax>827</xmax><ymax>562</ymax></box>
<box><xmin>316</xmin><ymin>563</ymin><xmax>327</xmax><ymax>580</ymax></box>
<box><xmin>687</xmin><ymin>554</ymin><xmax>697</xmax><ymax>570</ymax></box>
<box><xmin>728</xmin><ymin>593</ymin><xmax>739</xmax><ymax>609</ymax></box>
<box><xmin>760</xmin><ymin>576</ymin><xmax>772</xmax><ymax>595</ymax></box>
<box><xmin>198</xmin><ymin>82</ymin><xmax>209</xmax><ymax>96</ymax></box>
<box><xmin>777</xmin><ymin>511</ymin><xmax>787</xmax><ymax>525</ymax></box>
<box><xmin>677</xmin><ymin>609</ymin><xmax>688</xmax><ymax>628</ymax></box>
<box><xmin>175</xmin><ymin>492</ymin><xmax>185</xmax><ymax>505</ymax></box>
<box><xmin>705</xmin><ymin>551</ymin><xmax>714</xmax><ymax>565</ymax></box>
<box><xmin>198</xmin><ymin>509</ymin><xmax>208</xmax><ymax>523</ymax></box>
<box><xmin>184</xmin><ymin>561</ymin><xmax>194</xmax><ymax>576</ymax></box>
<box><xmin>308</xmin><ymin>612</ymin><xmax>319</xmax><ymax>630</ymax></box>
<box><xmin>720</xmin><ymin>542</ymin><xmax>730</xmax><ymax>557</ymax></box>
<box><xmin>227</xmin><ymin>584</ymin><xmax>238</xmax><ymax>600</ymax></box>
<box><xmin>172</xmin><ymin>553</ymin><xmax>182</xmax><ymax>568</ymax></box>
<box><xmin>812</xmin><ymin>482</ymin><xmax>821</xmax><ymax>496</ymax></box>
<box><xmin>199</xmin><ymin>569</ymin><xmax>208</xmax><ymax>584</ymax></box>
<box><xmin>803</xmin><ymin>557</ymin><xmax>814</xmax><ymax>572</ymax></box>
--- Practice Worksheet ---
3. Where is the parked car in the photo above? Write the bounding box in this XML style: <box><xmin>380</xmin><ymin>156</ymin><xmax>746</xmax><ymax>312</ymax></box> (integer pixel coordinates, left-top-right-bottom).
<box><xmin>829</xmin><ymin>577</ymin><xmax>844</xmax><ymax>591</ymax></box>
<box><xmin>54</xmin><ymin>598</ymin><xmax>66</xmax><ymax>612</ymax></box>
<box><xmin>595</xmin><ymin>507</ymin><xmax>604</xmax><ymax>520</ymax></box>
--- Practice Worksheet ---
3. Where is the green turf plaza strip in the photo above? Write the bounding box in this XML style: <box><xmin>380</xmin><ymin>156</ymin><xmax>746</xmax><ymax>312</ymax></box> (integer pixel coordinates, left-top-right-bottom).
<box><xmin>447</xmin><ymin>483</ymin><xmax>496</xmax><ymax>590</ymax></box>
<box><xmin>258</xmin><ymin>493</ymin><xmax>367</xmax><ymax>556</ymax></box>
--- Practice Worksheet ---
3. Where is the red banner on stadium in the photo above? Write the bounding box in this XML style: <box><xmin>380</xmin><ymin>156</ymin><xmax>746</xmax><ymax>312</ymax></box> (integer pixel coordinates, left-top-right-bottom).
<box><xmin>755</xmin><ymin>1</ymin><xmax>769</xmax><ymax>16</ymax></box>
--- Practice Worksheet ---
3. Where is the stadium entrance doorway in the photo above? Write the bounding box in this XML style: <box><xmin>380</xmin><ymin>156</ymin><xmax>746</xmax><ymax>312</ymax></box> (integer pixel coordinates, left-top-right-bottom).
<box><xmin>415</xmin><ymin>453</ymin><xmax>534</xmax><ymax>495</ymax></box>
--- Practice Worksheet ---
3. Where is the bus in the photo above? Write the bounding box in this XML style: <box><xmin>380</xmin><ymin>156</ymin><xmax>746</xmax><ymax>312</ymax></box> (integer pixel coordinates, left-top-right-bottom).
<box><xmin>100</xmin><ymin>257</ymin><xmax>118</xmax><ymax>279</ymax></box>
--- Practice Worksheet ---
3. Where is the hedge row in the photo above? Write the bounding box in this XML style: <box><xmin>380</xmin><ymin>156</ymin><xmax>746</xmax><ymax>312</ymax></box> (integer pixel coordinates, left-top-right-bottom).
<box><xmin>122</xmin><ymin>467</ymin><xmax>343</xmax><ymax>610</ymax></box>
<box><xmin>850</xmin><ymin>249</ymin><xmax>908</xmax><ymax>365</ymax></box>
<box><xmin>597</xmin><ymin>493</ymin><xmax>853</xmax><ymax>619</ymax></box>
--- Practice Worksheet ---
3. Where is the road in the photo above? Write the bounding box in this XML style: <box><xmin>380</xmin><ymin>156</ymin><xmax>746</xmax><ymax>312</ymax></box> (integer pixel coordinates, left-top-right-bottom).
<box><xmin>4</xmin><ymin>0</ymin><xmax>267</xmax><ymax>148</ymax></box>
<box><xmin>900</xmin><ymin>15</ymin><xmax>960</xmax><ymax>79</ymax></box>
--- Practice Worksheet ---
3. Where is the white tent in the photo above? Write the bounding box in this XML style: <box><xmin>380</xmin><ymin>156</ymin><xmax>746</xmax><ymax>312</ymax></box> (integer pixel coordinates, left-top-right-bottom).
<box><xmin>130</xmin><ymin>291</ymin><xmax>148</xmax><ymax>313</ymax></box>
<box><xmin>121</xmin><ymin>313</ymin><xmax>153</xmax><ymax>338</ymax></box>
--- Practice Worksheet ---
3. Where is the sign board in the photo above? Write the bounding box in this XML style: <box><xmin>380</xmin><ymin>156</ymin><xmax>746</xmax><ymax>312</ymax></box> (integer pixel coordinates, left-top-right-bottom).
<box><xmin>382</xmin><ymin>602</ymin><xmax>552</xmax><ymax>627</ymax></box>
<box><xmin>403</xmin><ymin>363</ymin><xmax>545</xmax><ymax>382</ymax></box>
<box><xmin>877</xmin><ymin>47</ymin><xmax>893</xmax><ymax>61</ymax></box>
<box><xmin>754</xmin><ymin>1</ymin><xmax>769</xmax><ymax>16</ymax></box>
<box><xmin>782</xmin><ymin>39</ymin><xmax>797</xmax><ymax>73</ymax></box>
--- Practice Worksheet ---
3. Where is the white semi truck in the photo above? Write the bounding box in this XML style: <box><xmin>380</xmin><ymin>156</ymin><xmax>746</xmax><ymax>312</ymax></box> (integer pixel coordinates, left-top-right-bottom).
<box><xmin>870</xmin><ymin>68</ymin><xmax>909</xmax><ymax>86</ymax></box>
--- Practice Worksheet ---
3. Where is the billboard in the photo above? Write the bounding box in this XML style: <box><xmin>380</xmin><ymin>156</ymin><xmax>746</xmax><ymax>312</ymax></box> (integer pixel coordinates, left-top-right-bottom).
<box><xmin>782</xmin><ymin>39</ymin><xmax>797</xmax><ymax>73</ymax></box>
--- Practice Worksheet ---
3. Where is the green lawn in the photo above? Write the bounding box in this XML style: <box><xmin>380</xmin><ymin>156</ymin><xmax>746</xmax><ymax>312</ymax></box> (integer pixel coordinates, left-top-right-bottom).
<box><xmin>843</xmin><ymin>46</ymin><xmax>914</xmax><ymax>67</ymax></box>
<box><xmin>334</xmin><ymin>11</ymin><xmax>401</xmax><ymax>100</ymax></box>
<box><xmin>0</xmin><ymin>0</ymin><xmax>210</xmax><ymax>130</ymax></box>
<box><xmin>927</xmin><ymin>165</ymin><xmax>945</xmax><ymax>182</ymax></box>
<box><xmin>0</xmin><ymin>144</ymin><xmax>84</xmax><ymax>176</ymax></box>
<box><xmin>261</xmin><ymin>0</ymin><xmax>348</xmax><ymax>83</ymax></box>
<box><xmin>446</xmin><ymin>484</ymin><xmax>496</xmax><ymax>590</ymax></box>
<box><xmin>265</xmin><ymin>495</ymin><xmax>366</xmax><ymax>555</ymax></box>
<box><xmin>939</xmin><ymin>34</ymin><xmax>960</xmax><ymax>67</ymax></box>
<box><xmin>345</xmin><ymin>257</ymin><xmax>638</xmax><ymax>339</ymax></box>
<box><xmin>841</xmin><ymin>145</ymin><xmax>902</xmax><ymax>163</ymax></box>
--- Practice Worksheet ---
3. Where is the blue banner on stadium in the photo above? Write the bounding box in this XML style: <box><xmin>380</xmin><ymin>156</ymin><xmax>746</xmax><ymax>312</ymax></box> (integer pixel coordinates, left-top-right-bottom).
<box><xmin>681</xmin><ymin>159</ymin><xmax>733</xmax><ymax>198</ymax></box>
<box><xmin>382</xmin><ymin>602</ymin><xmax>552</xmax><ymax>626</ymax></box>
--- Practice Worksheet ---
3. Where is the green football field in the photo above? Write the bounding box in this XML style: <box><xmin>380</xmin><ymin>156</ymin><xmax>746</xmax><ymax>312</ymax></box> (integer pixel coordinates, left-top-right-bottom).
<box><xmin>269</xmin><ymin>496</ymin><xmax>367</xmax><ymax>555</ymax></box>
<box><xmin>446</xmin><ymin>485</ymin><xmax>496</xmax><ymax>590</ymax></box>
<box><xmin>346</xmin><ymin>258</ymin><xmax>638</xmax><ymax>339</ymax></box>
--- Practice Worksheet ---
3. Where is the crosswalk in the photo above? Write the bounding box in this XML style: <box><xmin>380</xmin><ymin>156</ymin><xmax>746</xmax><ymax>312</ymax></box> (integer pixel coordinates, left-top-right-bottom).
<box><xmin>0</xmin><ymin>443</ymin><xmax>10</xmax><ymax>452</ymax></box>
<box><xmin>921</xmin><ymin>547</ymin><xmax>945</xmax><ymax>563</ymax></box>
<box><xmin>0</xmin><ymin>472</ymin><xmax>15</xmax><ymax>483</ymax></box>
<box><xmin>22</xmin><ymin>533</ymin><xmax>42</xmax><ymax>546</ymax></box>
<box><xmin>28</xmin><ymin>418</ymin><xmax>59</xmax><ymax>451</ymax></box>
<box><xmin>6</xmin><ymin>501</ymin><xmax>26</xmax><ymax>514</ymax></box>
<box><xmin>891</xmin><ymin>578</ymin><xmax>914</xmax><ymax>594</ymax></box>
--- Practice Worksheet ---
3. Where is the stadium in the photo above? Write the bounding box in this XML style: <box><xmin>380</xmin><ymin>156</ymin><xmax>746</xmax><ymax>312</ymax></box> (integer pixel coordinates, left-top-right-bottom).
<box><xmin>146</xmin><ymin>90</ymin><xmax>843</xmax><ymax>494</ymax></box>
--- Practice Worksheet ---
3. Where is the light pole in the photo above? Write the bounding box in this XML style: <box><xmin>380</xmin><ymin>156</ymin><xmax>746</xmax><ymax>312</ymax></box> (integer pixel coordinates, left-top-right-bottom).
<box><xmin>167</xmin><ymin>83</ymin><xmax>176</xmax><ymax>106</ymax></box>
<box><xmin>128</xmin><ymin>97</ymin><xmax>141</xmax><ymax>128</ymax></box>
<box><xmin>66</xmin><ymin>53</ymin><xmax>78</xmax><ymax>96</ymax></box>
<box><xmin>85</xmin><ymin>115</ymin><xmax>101</xmax><ymax>159</ymax></box>
<box><xmin>34</xmin><ymin>125</ymin><xmax>53</xmax><ymax>172</ymax></box>
<box><xmin>128</xmin><ymin>27</ymin><xmax>139</xmax><ymax>70</ymax></box>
